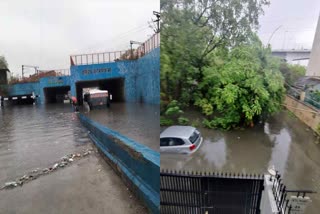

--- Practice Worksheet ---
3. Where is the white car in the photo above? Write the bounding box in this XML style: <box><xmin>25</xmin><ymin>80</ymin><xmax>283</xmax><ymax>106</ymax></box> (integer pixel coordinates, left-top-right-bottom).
<box><xmin>160</xmin><ymin>126</ymin><xmax>203</xmax><ymax>154</ymax></box>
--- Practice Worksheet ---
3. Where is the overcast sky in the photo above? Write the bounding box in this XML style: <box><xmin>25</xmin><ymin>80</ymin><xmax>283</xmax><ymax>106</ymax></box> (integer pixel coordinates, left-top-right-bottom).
<box><xmin>258</xmin><ymin>0</ymin><xmax>320</xmax><ymax>50</ymax></box>
<box><xmin>0</xmin><ymin>0</ymin><xmax>159</xmax><ymax>76</ymax></box>
<box><xmin>1</xmin><ymin>0</ymin><xmax>319</xmax><ymax>76</ymax></box>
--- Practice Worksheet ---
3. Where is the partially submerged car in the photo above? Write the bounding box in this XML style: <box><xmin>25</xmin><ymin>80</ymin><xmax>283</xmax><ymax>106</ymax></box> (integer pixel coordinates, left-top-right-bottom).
<box><xmin>83</xmin><ymin>88</ymin><xmax>111</xmax><ymax>110</ymax></box>
<box><xmin>160</xmin><ymin>126</ymin><xmax>203</xmax><ymax>154</ymax></box>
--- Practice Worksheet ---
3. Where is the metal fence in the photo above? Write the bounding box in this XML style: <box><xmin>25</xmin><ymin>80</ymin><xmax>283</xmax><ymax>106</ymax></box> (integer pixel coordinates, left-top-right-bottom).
<box><xmin>160</xmin><ymin>170</ymin><xmax>264</xmax><ymax>214</ymax></box>
<box><xmin>271</xmin><ymin>171</ymin><xmax>316</xmax><ymax>214</ymax></box>
<box><xmin>136</xmin><ymin>33</ymin><xmax>160</xmax><ymax>58</ymax></box>
<box><xmin>286</xmin><ymin>83</ymin><xmax>320</xmax><ymax>110</ymax></box>
<box><xmin>70</xmin><ymin>33</ymin><xmax>160</xmax><ymax>66</ymax></box>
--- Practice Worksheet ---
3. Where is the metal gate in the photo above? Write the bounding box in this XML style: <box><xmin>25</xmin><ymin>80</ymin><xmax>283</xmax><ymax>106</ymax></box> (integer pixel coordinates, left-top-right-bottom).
<box><xmin>160</xmin><ymin>170</ymin><xmax>264</xmax><ymax>214</ymax></box>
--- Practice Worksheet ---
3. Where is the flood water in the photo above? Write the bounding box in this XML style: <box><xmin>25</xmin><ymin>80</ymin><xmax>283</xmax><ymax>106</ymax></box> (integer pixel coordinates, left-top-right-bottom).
<box><xmin>161</xmin><ymin>110</ymin><xmax>320</xmax><ymax>213</ymax></box>
<box><xmin>83</xmin><ymin>102</ymin><xmax>160</xmax><ymax>151</ymax></box>
<box><xmin>0</xmin><ymin>104</ymin><xmax>92</xmax><ymax>184</ymax></box>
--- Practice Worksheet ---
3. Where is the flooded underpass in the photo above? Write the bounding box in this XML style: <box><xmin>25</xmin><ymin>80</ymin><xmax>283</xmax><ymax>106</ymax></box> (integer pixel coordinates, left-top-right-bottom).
<box><xmin>161</xmin><ymin>110</ymin><xmax>320</xmax><ymax>213</ymax></box>
<box><xmin>0</xmin><ymin>104</ymin><xmax>147</xmax><ymax>213</ymax></box>
<box><xmin>82</xmin><ymin>102</ymin><xmax>160</xmax><ymax>151</ymax></box>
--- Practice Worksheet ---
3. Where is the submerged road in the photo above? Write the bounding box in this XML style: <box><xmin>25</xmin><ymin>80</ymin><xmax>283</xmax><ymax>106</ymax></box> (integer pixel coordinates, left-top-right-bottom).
<box><xmin>0</xmin><ymin>104</ymin><xmax>147</xmax><ymax>213</ymax></box>
<box><xmin>161</xmin><ymin>110</ymin><xmax>320</xmax><ymax>214</ymax></box>
<box><xmin>83</xmin><ymin>102</ymin><xmax>160</xmax><ymax>151</ymax></box>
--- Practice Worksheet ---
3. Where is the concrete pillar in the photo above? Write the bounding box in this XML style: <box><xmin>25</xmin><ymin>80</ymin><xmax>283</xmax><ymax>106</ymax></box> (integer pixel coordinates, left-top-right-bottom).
<box><xmin>260</xmin><ymin>175</ymin><xmax>279</xmax><ymax>214</ymax></box>
<box><xmin>0</xmin><ymin>96</ymin><xmax>2</xmax><ymax>107</ymax></box>
<box><xmin>307</xmin><ymin>15</ymin><xmax>320</xmax><ymax>76</ymax></box>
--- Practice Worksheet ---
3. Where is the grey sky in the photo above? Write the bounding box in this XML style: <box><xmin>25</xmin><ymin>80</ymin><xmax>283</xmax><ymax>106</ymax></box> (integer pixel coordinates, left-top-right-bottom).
<box><xmin>0</xmin><ymin>0</ymin><xmax>159</xmax><ymax>76</ymax></box>
<box><xmin>258</xmin><ymin>0</ymin><xmax>320</xmax><ymax>50</ymax></box>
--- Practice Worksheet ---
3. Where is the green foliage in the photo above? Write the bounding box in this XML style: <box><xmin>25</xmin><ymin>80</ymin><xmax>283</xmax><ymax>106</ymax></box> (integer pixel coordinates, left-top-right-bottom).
<box><xmin>194</xmin><ymin>98</ymin><xmax>213</xmax><ymax>116</ymax></box>
<box><xmin>164</xmin><ymin>100</ymin><xmax>183</xmax><ymax>117</ymax></box>
<box><xmin>178</xmin><ymin>117</ymin><xmax>190</xmax><ymax>125</ymax></box>
<box><xmin>160</xmin><ymin>116</ymin><xmax>174</xmax><ymax>126</ymax></box>
<box><xmin>197</xmin><ymin>39</ymin><xmax>285</xmax><ymax>129</ymax></box>
<box><xmin>309</xmin><ymin>90</ymin><xmax>320</xmax><ymax>102</ymax></box>
<box><xmin>160</xmin><ymin>0</ymin><xmax>283</xmax><ymax>130</ymax></box>
<box><xmin>279</xmin><ymin>63</ymin><xmax>306</xmax><ymax>86</ymax></box>
<box><xmin>160</xmin><ymin>0</ymin><xmax>269</xmax><ymax>107</ymax></box>
<box><xmin>0</xmin><ymin>56</ymin><xmax>8</xmax><ymax>69</ymax></box>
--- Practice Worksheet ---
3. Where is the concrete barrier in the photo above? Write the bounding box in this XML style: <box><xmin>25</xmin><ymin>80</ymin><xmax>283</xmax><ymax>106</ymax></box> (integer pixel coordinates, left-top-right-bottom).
<box><xmin>79</xmin><ymin>114</ymin><xmax>160</xmax><ymax>214</ymax></box>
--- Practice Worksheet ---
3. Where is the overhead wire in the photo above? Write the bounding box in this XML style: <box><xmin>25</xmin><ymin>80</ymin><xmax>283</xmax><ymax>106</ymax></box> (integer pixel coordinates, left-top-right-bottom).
<box><xmin>75</xmin><ymin>24</ymin><xmax>152</xmax><ymax>54</ymax></box>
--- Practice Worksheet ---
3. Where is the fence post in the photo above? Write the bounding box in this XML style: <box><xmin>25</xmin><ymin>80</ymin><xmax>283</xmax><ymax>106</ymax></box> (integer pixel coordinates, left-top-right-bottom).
<box><xmin>300</xmin><ymin>91</ymin><xmax>306</xmax><ymax>102</ymax></box>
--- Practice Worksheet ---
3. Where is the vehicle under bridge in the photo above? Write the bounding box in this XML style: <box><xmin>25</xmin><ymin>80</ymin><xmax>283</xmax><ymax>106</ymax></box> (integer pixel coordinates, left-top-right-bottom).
<box><xmin>43</xmin><ymin>86</ymin><xmax>71</xmax><ymax>104</ymax></box>
<box><xmin>75</xmin><ymin>78</ymin><xmax>124</xmax><ymax>105</ymax></box>
<box><xmin>0</xmin><ymin>94</ymin><xmax>36</xmax><ymax>106</ymax></box>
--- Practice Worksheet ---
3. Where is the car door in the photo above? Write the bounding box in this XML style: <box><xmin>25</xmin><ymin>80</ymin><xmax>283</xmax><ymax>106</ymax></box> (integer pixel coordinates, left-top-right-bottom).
<box><xmin>160</xmin><ymin>137</ymin><xmax>185</xmax><ymax>153</ymax></box>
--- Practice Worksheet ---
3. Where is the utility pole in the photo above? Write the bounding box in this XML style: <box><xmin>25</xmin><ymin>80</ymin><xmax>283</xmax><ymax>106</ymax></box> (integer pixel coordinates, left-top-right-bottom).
<box><xmin>130</xmin><ymin>41</ymin><xmax>143</xmax><ymax>59</ymax></box>
<box><xmin>153</xmin><ymin>11</ymin><xmax>160</xmax><ymax>33</ymax></box>
<box><xmin>22</xmin><ymin>65</ymin><xmax>38</xmax><ymax>78</ymax></box>
<box><xmin>267</xmin><ymin>25</ymin><xmax>282</xmax><ymax>47</ymax></box>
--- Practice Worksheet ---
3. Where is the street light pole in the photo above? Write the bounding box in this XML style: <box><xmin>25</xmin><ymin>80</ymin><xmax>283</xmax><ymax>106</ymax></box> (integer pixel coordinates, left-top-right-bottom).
<box><xmin>267</xmin><ymin>25</ymin><xmax>283</xmax><ymax>47</ymax></box>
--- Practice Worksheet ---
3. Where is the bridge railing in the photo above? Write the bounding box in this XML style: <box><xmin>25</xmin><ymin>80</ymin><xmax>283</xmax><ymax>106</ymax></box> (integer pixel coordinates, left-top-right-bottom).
<box><xmin>70</xmin><ymin>33</ymin><xmax>160</xmax><ymax>66</ymax></box>
<box><xmin>136</xmin><ymin>33</ymin><xmax>160</xmax><ymax>58</ymax></box>
<box><xmin>70</xmin><ymin>51</ymin><xmax>128</xmax><ymax>66</ymax></box>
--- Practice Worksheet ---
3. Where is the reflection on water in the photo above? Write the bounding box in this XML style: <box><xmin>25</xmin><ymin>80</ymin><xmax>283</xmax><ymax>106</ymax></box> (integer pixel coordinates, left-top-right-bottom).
<box><xmin>0</xmin><ymin>104</ymin><xmax>92</xmax><ymax>183</ymax></box>
<box><xmin>199</xmin><ymin>138</ymin><xmax>227</xmax><ymax>170</ymax></box>
<box><xmin>84</xmin><ymin>103</ymin><xmax>159</xmax><ymax>151</ymax></box>
<box><xmin>161</xmin><ymin>110</ymin><xmax>320</xmax><ymax>213</ymax></box>
<box><xmin>266</xmin><ymin>123</ymin><xmax>292</xmax><ymax>175</ymax></box>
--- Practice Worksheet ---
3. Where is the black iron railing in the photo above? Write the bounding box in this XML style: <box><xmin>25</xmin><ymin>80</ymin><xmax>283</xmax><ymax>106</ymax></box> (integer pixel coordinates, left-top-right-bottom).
<box><xmin>271</xmin><ymin>171</ymin><xmax>316</xmax><ymax>214</ymax></box>
<box><xmin>161</xmin><ymin>170</ymin><xmax>264</xmax><ymax>214</ymax></box>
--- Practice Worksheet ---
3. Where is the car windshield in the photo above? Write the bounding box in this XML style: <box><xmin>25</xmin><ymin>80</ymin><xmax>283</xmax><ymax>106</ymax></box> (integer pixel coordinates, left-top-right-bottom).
<box><xmin>189</xmin><ymin>130</ymin><xmax>200</xmax><ymax>144</ymax></box>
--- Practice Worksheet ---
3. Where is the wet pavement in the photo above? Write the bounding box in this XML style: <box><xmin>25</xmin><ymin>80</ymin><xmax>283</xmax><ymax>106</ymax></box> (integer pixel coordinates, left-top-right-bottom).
<box><xmin>83</xmin><ymin>102</ymin><xmax>159</xmax><ymax>151</ymax></box>
<box><xmin>0</xmin><ymin>153</ymin><xmax>147</xmax><ymax>214</ymax></box>
<box><xmin>161</xmin><ymin>110</ymin><xmax>320</xmax><ymax>214</ymax></box>
<box><xmin>0</xmin><ymin>104</ymin><xmax>147</xmax><ymax>213</ymax></box>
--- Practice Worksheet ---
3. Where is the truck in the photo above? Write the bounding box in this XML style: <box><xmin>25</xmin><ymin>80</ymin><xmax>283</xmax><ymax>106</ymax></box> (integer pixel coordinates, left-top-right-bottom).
<box><xmin>83</xmin><ymin>88</ymin><xmax>111</xmax><ymax>110</ymax></box>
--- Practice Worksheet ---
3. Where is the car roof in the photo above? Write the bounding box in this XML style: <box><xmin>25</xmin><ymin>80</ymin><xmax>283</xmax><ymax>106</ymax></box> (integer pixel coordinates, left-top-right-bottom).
<box><xmin>160</xmin><ymin>126</ymin><xmax>196</xmax><ymax>139</ymax></box>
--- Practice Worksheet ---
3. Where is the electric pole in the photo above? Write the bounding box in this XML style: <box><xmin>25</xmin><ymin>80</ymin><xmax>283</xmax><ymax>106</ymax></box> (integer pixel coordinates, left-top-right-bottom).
<box><xmin>153</xmin><ymin>11</ymin><xmax>160</xmax><ymax>33</ymax></box>
<box><xmin>22</xmin><ymin>65</ymin><xmax>38</xmax><ymax>78</ymax></box>
<box><xmin>130</xmin><ymin>41</ymin><xmax>143</xmax><ymax>59</ymax></box>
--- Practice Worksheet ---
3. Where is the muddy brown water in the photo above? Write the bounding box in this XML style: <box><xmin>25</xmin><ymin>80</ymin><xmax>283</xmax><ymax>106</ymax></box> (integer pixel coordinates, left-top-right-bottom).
<box><xmin>161</xmin><ymin>110</ymin><xmax>320</xmax><ymax>213</ymax></box>
<box><xmin>0</xmin><ymin>104</ymin><xmax>92</xmax><ymax>184</ymax></box>
<box><xmin>83</xmin><ymin>102</ymin><xmax>160</xmax><ymax>151</ymax></box>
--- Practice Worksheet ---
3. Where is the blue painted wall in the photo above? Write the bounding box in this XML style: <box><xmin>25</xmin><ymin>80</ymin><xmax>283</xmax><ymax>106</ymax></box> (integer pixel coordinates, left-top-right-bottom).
<box><xmin>69</xmin><ymin>61</ymin><xmax>128</xmax><ymax>100</ymax></box>
<box><xmin>6</xmin><ymin>48</ymin><xmax>160</xmax><ymax>105</ymax></box>
<box><xmin>79</xmin><ymin>114</ymin><xmax>160</xmax><ymax>214</ymax></box>
<box><xmin>136</xmin><ymin>48</ymin><xmax>160</xmax><ymax>104</ymax></box>
<box><xmin>39</xmin><ymin>76</ymin><xmax>71</xmax><ymax>104</ymax></box>
<box><xmin>7</xmin><ymin>82</ymin><xmax>40</xmax><ymax>96</ymax></box>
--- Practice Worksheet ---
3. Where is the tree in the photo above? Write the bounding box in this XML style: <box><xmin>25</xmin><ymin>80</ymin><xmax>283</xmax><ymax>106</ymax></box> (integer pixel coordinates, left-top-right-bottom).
<box><xmin>161</xmin><ymin>0</ymin><xmax>270</xmax><ymax>105</ymax></box>
<box><xmin>0</xmin><ymin>56</ymin><xmax>8</xmax><ymax>69</ymax></box>
<box><xmin>195</xmin><ymin>37</ymin><xmax>285</xmax><ymax>129</ymax></box>
<box><xmin>279</xmin><ymin>63</ymin><xmax>306</xmax><ymax>87</ymax></box>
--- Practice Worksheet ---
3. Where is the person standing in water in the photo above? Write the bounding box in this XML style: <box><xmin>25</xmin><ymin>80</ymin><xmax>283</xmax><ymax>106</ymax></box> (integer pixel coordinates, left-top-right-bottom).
<box><xmin>71</xmin><ymin>96</ymin><xmax>79</xmax><ymax>112</ymax></box>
